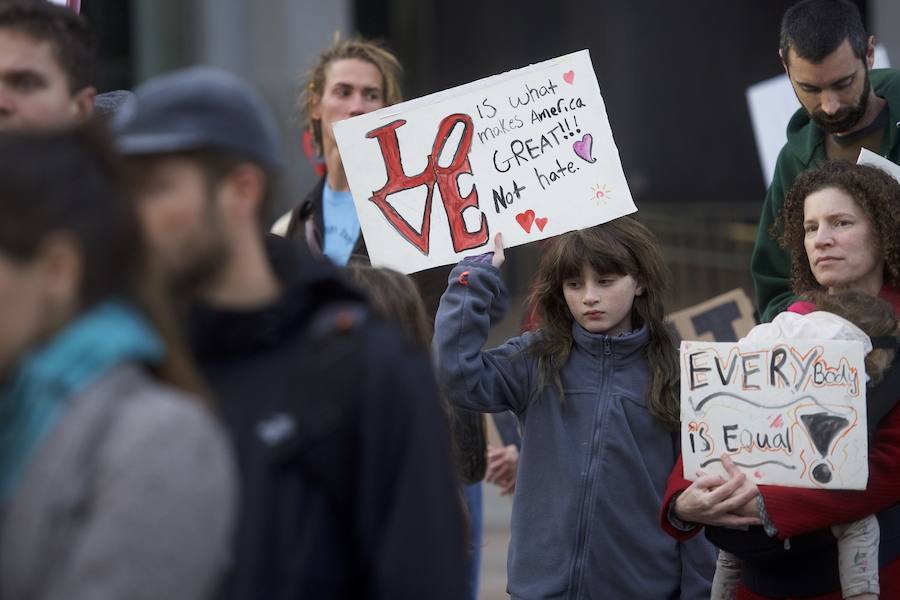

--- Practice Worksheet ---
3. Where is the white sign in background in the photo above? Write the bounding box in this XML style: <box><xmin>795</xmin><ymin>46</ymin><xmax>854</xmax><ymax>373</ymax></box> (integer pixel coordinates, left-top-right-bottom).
<box><xmin>857</xmin><ymin>147</ymin><xmax>900</xmax><ymax>181</ymax></box>
<box><xmin>680</xmin><ymin>339</ymin><xmax>868</xmax><ymax>490</ymax></box>
<box><xmin>334</xmin><ymin>50</ymin><xmax>636</xmax><ymax>274</ymax></box>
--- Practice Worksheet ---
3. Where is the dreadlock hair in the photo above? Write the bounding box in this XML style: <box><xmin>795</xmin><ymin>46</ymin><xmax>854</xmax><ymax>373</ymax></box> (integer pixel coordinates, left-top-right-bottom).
<box><xmin>298</xmin><ymin>33</ymin><xmax>403</xmax><ymax>154</ymax></box>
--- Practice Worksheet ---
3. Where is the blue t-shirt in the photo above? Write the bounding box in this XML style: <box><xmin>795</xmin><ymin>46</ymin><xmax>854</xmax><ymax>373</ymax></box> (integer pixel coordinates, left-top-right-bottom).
<box><xmin>321</xmin><ymin>182</ymin><xmax>361</xmax><ymax>266</ymax></box>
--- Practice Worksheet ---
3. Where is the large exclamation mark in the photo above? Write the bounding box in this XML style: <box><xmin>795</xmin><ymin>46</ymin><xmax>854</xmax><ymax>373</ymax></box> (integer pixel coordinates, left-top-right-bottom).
<box><xmin>799</xmin><ymin>413</ymin><xmax>851</xmax><ymax>483</ymax></box>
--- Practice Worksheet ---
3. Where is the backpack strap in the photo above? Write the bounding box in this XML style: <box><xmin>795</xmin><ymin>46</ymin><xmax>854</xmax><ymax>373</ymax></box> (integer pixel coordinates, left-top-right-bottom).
<box><xmin>878</xmin><ymin>503</ymin><xmax>900</xmax><ymax>567</ymax></box>
<box><xmin>269</xmin><ymin>302</ymin><xmax>370</xmax><ymax>509</ymax></box>
<box><xmin>866</xmin><ymin>351</ymin><xmax>900</xmax><ymax>435</ymax></box>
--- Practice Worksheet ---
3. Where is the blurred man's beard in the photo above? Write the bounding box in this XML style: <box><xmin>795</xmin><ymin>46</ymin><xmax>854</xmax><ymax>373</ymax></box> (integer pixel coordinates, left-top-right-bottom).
<box><xmin>811</xmin><ymin>71</ymin><xmax>870</xmax><ymax>135</ymax></box>
<box><xmin>169</xmin><ymin>237</ymin><xmax>230</xmax><ymax>299</ymax></box>
<box><xmin>165</xmin><ymin>195</ymin><xmax>232</xmax><ymax>299</ymax></box>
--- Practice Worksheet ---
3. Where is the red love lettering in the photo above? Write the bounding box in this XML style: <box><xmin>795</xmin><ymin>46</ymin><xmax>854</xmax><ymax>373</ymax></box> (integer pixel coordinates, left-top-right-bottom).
<box><xmin>365</xmin><ymin>114</ymin><xmax>488</xmax><ymax>255</ymax></box>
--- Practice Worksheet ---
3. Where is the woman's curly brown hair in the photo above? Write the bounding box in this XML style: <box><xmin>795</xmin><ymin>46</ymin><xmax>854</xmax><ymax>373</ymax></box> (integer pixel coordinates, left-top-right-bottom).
<box><xmin>773</xmin><ymin>160</ymin><xmax>900</xmax><ymax>294</ymax></box>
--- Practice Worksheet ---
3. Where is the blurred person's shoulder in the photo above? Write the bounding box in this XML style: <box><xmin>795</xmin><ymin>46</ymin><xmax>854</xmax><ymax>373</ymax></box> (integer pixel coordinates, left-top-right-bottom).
<box><xmin>75</xmin><ymin>364</ymin><xmax>231</xmax><ymax>461</ymax></box>
<box><xmin>266</xmin><ymin>233</ymin><xmax>433</xmax><ymax>382</ymax></box>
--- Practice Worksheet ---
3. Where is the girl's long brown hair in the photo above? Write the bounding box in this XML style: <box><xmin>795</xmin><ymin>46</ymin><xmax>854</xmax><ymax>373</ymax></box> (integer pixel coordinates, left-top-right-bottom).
<box><xmin>527</xmin><ymin>216</ymin><xmax>680</xmax><ymax>430</ymax></box>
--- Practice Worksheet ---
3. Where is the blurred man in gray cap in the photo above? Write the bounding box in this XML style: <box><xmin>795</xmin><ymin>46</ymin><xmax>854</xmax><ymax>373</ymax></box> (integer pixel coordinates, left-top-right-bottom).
<box><xmin>115</xmin><ymin>65</ymin><xmax>467</xmax><ymax>600</ymax></box>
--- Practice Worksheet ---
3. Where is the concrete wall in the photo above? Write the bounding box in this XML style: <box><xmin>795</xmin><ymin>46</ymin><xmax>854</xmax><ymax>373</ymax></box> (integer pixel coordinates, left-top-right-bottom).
<box><xmin>872</xmin><ymin>0</ymin><xmax>900</xmax><ymax>66</ymax></box>
<box><xmin>130</xmin><ymin>1</ymin><xmax>352</xmax><ymax>219</ymax></box>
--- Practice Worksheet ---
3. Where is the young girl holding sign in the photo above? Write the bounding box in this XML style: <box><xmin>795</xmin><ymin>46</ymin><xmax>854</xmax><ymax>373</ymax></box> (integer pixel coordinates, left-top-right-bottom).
<box><xmin>433</xmin><ymin>216</ymin><xmax>716</xmax><ymax>598</ymax></box>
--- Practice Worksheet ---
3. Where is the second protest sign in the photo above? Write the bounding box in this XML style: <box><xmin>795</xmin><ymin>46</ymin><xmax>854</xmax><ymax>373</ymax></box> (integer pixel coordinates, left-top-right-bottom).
<box><xmin>680</xmin><ymin>339</ymin><xmax>868</xmax><ymax>489</ymax></box>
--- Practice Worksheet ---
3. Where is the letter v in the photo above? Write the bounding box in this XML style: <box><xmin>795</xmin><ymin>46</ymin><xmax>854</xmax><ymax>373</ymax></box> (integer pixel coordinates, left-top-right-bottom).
<box><xmin>366</xmin><ymin>119</ymin><xmax>437</xmax><ymax>254</ymax></box>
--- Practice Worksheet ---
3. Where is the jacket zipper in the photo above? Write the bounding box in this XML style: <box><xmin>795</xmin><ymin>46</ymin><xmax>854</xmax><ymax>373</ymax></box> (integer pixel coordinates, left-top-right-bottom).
<box><xmin>567</xmin><ymin>339</ymin><xmax>612</xmax><ymax>598</ymax></box>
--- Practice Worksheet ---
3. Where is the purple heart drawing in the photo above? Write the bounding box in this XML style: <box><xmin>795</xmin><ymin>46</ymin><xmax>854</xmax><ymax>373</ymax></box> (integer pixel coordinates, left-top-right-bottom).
<box><xmin>573</xmin><ymin>133</ymin><xmax>596</xmax><ymax>164</ymax></box>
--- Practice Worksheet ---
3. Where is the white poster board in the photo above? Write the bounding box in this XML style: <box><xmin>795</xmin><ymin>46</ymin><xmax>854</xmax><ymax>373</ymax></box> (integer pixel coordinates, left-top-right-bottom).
<box><xmin>47</xmin><ymin>0</ymin><xmax>81</xmax><ymax>12</ymax></box>
<box><xmin>334</xmin><ymin>50</ymin><xmax>636</xmax><ymax>274</ymax></box>
<box><xmin>680</xmin><ymin>339</ymin><xmax>868</xmax><ymax>489</ymax></box>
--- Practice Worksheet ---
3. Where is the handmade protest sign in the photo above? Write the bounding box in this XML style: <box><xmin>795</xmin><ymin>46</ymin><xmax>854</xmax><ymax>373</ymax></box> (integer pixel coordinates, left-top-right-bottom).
<box><xmin>680</xmin><ymin>339</ymin><xmax>868</xmax><ymax>489</ymax></box>
<box><xmin>333</xmin><ymin>50</ymin><xmax>636</xmax><ymax>274</ymax></box>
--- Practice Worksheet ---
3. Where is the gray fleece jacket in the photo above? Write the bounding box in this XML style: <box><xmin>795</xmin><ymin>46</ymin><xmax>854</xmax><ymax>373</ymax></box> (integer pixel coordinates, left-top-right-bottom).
<box><xmin>0</xmin><ymin>365</ymin><xmax>237</xmax><ymax>600</ymax></box>
<box><xmin>434</xmin><ymin>260</ymin><xmax>715</xmax><ymax>599</ymax></box>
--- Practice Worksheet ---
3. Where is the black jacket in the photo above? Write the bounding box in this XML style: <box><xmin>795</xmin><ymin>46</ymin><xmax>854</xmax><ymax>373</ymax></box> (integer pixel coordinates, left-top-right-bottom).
<box><xmin>192</xmin><ymin>236</ymin><xmax>467</xmax><ymax>600</ymax></box>
<box><xmin>285</xmin><ymin>179</ymin><xmax>487</xmax><ymax>483</ymax></box>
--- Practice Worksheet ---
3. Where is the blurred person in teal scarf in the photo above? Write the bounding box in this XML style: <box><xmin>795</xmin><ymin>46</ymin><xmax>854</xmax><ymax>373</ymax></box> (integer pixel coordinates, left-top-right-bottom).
<box><xmin>0</xmin><ymin>124</ymin><xmax>236</xmax><ymax>600</ymax></box>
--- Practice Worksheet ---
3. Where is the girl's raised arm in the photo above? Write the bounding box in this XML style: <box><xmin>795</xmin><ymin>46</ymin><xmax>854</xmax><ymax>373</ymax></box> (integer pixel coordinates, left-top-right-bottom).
<box><xmin>433</xmin><ymin>234</ymin><xmax>535</xmax><ymax>415</ymax></box>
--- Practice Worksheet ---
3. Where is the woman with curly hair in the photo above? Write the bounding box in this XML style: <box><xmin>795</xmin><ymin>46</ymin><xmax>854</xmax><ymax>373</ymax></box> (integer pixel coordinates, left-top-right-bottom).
<box><xmin>778</xmin><ymin>160</ymin><xmax>900</xmax><ymax>303</ymax></box>
<box><xmin>661</xmin><ymin>160</ymin><xmax>900</xmax><ymax>599</ymax></box>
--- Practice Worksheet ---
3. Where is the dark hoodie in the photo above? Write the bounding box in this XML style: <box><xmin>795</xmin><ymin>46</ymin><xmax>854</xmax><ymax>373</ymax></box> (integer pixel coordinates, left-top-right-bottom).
<box><xmin>192</xmin><ymin>236</ymin><xmax>467</xmax><ymax>600</ymax></box>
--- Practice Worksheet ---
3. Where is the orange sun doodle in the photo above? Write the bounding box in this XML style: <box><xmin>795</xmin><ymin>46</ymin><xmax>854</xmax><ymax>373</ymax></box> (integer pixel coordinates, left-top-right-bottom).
<box><xmin>589</xmin><ymin>184</ymin><xmax>611</xmax><ymax>203</ymax></box>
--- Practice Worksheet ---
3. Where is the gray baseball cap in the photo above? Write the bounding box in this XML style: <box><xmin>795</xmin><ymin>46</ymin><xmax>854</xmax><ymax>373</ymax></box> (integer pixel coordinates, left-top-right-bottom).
<box><xmin>113</xmin><ymin>66</ymin><xmax>283</xmax><ymax>169</ymax></box>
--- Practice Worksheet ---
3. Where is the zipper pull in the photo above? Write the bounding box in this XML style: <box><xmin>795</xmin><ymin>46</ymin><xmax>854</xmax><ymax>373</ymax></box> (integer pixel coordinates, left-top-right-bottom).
<box><xmin>784</xmin><ymin>537</ymin><xmax>791</xmax><ymax>550</ymax></box>
<box><xmin>604</xmin><ymin>338</ymin><xmax>612</xmax><ymax>356</ymax></box>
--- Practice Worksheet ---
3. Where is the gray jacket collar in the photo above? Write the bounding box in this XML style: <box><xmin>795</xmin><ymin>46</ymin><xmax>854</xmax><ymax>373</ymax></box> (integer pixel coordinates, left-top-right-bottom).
<box><xmin>570</xmin><ymin>321</ymin><xmax>649</xmax><ymax>361</ymax></box>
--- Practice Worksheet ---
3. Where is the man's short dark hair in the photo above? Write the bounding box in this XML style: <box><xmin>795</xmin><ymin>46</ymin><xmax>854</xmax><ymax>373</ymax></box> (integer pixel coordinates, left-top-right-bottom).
<box><xmin>780</xmin><ymin>0</ymin><xmax>868</xmax><ymax>65</ymax></box>
<box><xmin>187</xmin><ymin>148</ymin><xmax>279</xmax><ymax>229</ymax></box>
<box><xmin>0</xmin><ymin>0</ymin><xmax>96</xmax><ymax>92</ymax></box>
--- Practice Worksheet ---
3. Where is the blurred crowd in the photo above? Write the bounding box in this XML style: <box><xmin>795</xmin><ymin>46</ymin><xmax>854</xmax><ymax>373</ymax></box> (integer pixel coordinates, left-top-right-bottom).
<box><xmin>1</xmin><ymin>2</ymin><xmax>900</xmax><ymax>600</ymax></box>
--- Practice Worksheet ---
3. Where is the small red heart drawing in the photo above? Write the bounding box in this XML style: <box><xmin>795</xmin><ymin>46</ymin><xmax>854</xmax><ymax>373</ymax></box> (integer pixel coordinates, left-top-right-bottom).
<box><xmin>516</xmin><ymin>209</ymin><xmax>536</xmax><ymax>233</ymax></box>
<box><xmin>535</xmin><ymin>217</ymin><xmax>548</xmax><ymax>231</ymax></box>
<box><xmin>563</xmin><ymin>70</ymin><xmax>575</xmax><ymax>84</ymax></box>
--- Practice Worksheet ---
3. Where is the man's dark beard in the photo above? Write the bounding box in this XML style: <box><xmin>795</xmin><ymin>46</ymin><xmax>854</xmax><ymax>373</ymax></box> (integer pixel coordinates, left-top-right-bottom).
<box><xmin>811</xmin><ymin>70</ymin><xmax>870</xmax><ymax>134</ymax></box>
<box><xmin>171</xmin><ymin>238</ymin><xmax>230</xmax><ymax>298</ymax></box>
<box><xmin>169</xmin><ymin>197</ymin><xmax>231</xmax><ymax>299</ymax></box>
